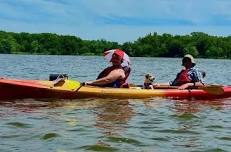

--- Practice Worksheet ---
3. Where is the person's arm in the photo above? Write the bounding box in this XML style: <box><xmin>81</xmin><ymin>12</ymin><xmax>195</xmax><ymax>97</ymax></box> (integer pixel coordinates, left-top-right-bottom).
<box><xmin>86</xmin><ymin>69</ymin><xmax>125</xmax><ymax>86</ymax></box>
<box><xmin>178</xmin><ymin>81</ymin><xmax>204</xmax><ymax>90</ymax></box>
<box><xmin>152</xmin><ymin>83</ymin><xmax>170</xmax><ymax>88</ymax></box>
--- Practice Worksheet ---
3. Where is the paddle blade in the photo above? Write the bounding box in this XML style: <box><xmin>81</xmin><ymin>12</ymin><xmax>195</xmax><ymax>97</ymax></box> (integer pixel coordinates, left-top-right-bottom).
<box><xmin>200</xmin><ymin>85</ymin><xmax>224</xmax><ymax>95</ymax></box>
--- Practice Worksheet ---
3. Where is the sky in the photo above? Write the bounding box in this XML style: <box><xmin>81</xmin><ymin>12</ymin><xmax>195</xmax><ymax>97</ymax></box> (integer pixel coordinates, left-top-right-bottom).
<box><xmin>0</xmin><ymin>0</ymin><xmax>231</xmax><ymax>43</ymax></box>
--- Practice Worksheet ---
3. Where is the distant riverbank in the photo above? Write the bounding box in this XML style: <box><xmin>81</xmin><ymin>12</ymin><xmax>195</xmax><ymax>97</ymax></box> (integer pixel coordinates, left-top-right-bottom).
<box><xmin>1</xmin><ymin>30</ymin><xmax>231</xmax><ymax>59</ymax></box>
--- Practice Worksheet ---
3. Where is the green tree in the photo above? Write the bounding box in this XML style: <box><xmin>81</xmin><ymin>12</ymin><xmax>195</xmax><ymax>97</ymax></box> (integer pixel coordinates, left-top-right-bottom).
<box><xmin>0</xmin><ymin>30</ymin><xmax>230</xmax><ymax>59</ymax></box>
<box><xmin>0</xmin><ymin>35</ymin><xmax>18</xmax><ymax>54</ymax></box>
<box><xmin>205</xmin><ymin>46</ymin><xmax>224</xmax><ymax>58</ymax></box>
<box><xmin>166</xmin><ymin>39</ymin><xmax>184</xmax><ymax>57</ymax></box>
<box><xmin>183</xmin><ymin>45</ymin><xmax>199</xmax><ymax>57</ymax></box>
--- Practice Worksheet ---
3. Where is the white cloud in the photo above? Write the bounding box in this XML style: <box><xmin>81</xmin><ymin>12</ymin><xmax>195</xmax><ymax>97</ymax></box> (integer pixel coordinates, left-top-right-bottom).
<box><xmin>0</xmin><ymin>0</ymin><xmax>230</xmax><ymax>42</ymax></box>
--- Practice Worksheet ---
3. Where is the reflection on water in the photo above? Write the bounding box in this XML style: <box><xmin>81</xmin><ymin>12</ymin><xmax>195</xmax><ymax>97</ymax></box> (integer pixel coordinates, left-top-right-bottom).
<box><xmin>94</xmin><ymin>99</ymin><xmax>135</xmax><ymax>136</ymax></box>
<box><xmin>172</xmin><ymin>98</ymin><xmax>231</xmax><ymax>114</ymax></box>
<box><xmin>0</xmin><ymin>97</ymin><xmax>231</xmax><ymax>151</ymax></box>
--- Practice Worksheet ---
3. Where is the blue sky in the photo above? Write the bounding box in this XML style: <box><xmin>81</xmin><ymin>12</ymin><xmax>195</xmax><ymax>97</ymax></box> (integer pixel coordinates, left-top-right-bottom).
<box><xmin>0</xmin><ymin>0</ymin><xmax>231</xmax><ymax>42</ymax></box>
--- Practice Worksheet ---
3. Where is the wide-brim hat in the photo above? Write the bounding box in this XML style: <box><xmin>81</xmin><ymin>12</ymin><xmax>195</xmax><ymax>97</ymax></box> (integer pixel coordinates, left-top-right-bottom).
<box><xmin>182</xmin><ymin>54</ymin><xmax>196</xmax><ymax>66</ymax></box>
<box><xmin>104</xmin><ymin>49</ymin><xmax>130</xmax><ymax>67</ymax></box>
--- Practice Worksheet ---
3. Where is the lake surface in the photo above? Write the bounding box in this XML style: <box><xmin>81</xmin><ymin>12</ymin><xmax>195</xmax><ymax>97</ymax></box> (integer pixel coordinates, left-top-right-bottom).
<box><xmin>0</xmin><ymin>54</ymin><xmax>231</xmax><ymax>152</ymax></box>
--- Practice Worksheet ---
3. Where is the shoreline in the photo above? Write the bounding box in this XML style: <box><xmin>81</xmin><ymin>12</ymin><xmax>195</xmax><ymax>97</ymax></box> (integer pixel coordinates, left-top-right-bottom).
<box><xmin>0</xmin><ymin>53</ymin><xmax>230</xmax><ymax>60</ymax></box>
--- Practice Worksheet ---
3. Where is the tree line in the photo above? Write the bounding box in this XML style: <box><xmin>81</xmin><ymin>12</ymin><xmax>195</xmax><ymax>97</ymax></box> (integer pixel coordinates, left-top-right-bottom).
<box><xmin>0</xmin><ymin>30</ymin><xmax>230</xmax><ymax>58</ymax></box>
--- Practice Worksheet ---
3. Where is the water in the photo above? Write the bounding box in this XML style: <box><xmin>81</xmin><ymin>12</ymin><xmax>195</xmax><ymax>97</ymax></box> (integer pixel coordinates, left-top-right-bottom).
<box><xmin>0</xmin><ymin>54</ymin><xmax>231</xmax><ymax>152</ymax></box>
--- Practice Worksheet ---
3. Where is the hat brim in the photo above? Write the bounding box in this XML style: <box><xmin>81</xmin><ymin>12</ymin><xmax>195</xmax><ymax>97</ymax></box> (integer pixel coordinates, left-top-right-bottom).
<box><xmin>182</xmin><ymin>61</ymin><xmax>196</xmax><ymax>67</ymax></box>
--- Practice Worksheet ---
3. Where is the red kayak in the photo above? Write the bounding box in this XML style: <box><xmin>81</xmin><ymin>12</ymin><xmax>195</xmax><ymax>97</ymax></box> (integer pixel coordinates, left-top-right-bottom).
<box><xmin>0</xmin><ymin>78</ymin><xmax>231</xmax><ymax>100</ymax></box>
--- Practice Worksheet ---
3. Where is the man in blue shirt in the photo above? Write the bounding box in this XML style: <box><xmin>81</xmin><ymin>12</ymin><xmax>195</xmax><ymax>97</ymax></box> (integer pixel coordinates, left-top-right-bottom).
<box><xmin>170</xmin><ymin>54</ymin><xmax>204</xmax><ymax>89</ymax></box>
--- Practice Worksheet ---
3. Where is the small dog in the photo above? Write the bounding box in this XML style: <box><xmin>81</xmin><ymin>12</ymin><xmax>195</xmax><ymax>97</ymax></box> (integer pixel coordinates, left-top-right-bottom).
<box><xmin>144</xmin><ymin>73</ymin><xmax>155</xmax><ymax>89</ymax></box>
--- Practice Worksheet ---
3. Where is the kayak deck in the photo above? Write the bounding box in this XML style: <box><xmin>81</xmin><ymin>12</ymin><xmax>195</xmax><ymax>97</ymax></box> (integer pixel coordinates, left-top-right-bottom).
<box><xmin>77</xmin><ymin>86</ymin><xmax>231</xmax><ymax>99</ymax></box>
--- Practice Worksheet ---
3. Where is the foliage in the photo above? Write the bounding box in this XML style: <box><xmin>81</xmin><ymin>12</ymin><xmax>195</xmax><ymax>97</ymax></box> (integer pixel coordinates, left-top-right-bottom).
<box><xmin>0</xmin><ymin>30</ymin><xmax>230</xmax><ymax>59</ymax></box>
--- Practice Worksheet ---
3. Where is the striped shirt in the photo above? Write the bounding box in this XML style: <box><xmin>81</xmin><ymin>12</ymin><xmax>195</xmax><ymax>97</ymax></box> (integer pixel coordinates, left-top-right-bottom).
<box><xmin>171</xmin><ymin>67</ymin><xmax>203</xmax><ymax>86</ymax></box>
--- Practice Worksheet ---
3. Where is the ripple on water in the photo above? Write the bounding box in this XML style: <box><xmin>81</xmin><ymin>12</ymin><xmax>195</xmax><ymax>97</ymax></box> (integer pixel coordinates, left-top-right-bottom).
<box><xmin>206</xmin><ymin>125</ymin><xmax>224</xmax><ymax>129</ymax></box>
<box><xmin>80</xmin><ymin>144</ymin><xmax>119</xmax><ymax>152</ymax></box>
<box><xmin>171</xmin><ymin>113</ymin><xmax>199</xmax><ymax>121</ymax></box>
<box><xmin>199</xmin><ymin>148</ymin><xmax>229</xmax><ymax>152</ymax></box>
<box><xmin>0</xmin><ymin>134</ymin><xmax>22</xmax><ymax>139</ymax></box>
<box><xmin>6</xmin><ymin>122</ymin><xmax>32</xmax><ymax>128</ymax></box>
<box><xmin>106</xmin><ymin>136</ymin><xmax>143</xmax><ymax>146</ymax></box>
<box><xmin>157</xmin><ymin>129</ymin><xmax>200</xmax><ymax>135</ymax></box>
<box><xmin>217</xmin><ymin>136</ymin><xmax>231</xmax><ymax>141</ymax></box>
<box><xmin>41</xmin><ymin>133</ymin><xmax>60</xmax><ymax>140</ymax></box>
<box><xmin>150</xmin><ymin>137</ymin><xmax>170</xmax><ymax>142</ymax></box>
<box><xmin>205</xmin><ymin>125</ymin><xmax>224</xmax><ymax>132</ymax></box>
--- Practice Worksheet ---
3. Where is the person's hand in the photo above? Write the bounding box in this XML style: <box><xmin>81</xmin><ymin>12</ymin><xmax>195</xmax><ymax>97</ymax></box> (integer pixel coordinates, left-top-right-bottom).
<box><xmin>178</xmin><ymin>83</ymin><xmax>190</xmax><ymax>90</ymax></box>
<box><xmin>153</xmin><ymin>83</ymin><xmax>160</xmax><ymax>87</ymax></box>
<box><xmin>84</xmin><ymin>81</ymin><xmax>93</xmax><ymax>85</ymax></box>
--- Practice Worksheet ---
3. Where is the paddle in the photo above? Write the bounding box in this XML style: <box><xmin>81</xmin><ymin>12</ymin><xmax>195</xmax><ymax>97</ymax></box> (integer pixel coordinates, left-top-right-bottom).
<box><xmin>198</xmin><ymin>85</ymin><xmax>224</xmax><ymax>95</ymax></box>
<box><xmin>129</xmin><ymin>84</ymin><xmax>224</xmax><ymax>95</ymax></box>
